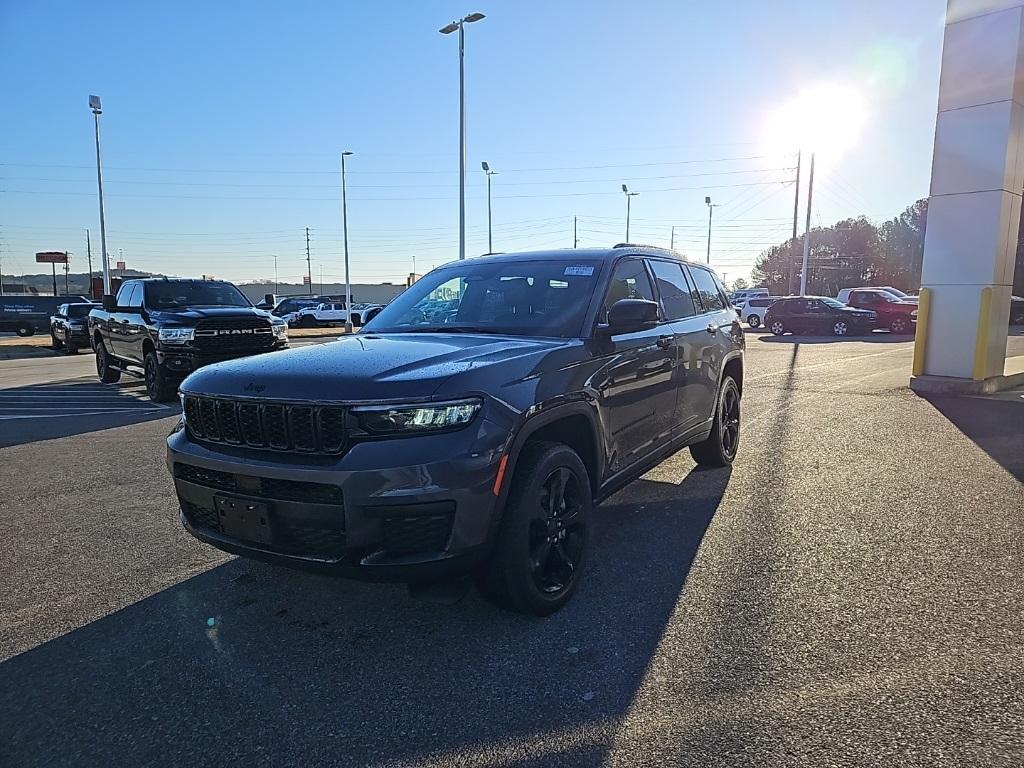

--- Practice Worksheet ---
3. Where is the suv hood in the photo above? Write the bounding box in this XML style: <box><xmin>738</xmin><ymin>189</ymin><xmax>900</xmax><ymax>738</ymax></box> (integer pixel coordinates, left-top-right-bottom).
<box><xmin>180</xmin><ymin>332</ymin><xmax>571</xmax><ymax>402</ymax></box>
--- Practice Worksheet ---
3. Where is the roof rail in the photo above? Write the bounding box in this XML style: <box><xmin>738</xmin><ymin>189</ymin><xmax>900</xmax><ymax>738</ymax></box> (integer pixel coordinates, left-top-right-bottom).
<box><xmin>612</xmin><ymin>242</ymin><xmax>668</xmax><ymax>250</ymax></box>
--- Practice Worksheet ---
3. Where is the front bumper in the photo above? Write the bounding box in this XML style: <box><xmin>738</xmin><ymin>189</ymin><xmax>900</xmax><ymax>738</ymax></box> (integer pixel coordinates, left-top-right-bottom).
<box><xmin>166</xmin><ymin>415</ymin><xmax>507</xmax><ymax>580</ymax></box>
<box><xmin>158</xmin><ymin>342</ymin><xmax>288</xmax><ymax>377</ymax></box>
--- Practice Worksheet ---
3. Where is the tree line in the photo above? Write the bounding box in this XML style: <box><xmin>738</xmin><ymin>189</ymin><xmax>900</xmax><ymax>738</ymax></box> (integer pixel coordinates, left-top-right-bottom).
<box><xmin>751</xmin><ymin>198</ymin><xmax>927</xmax><ymax>296</ymax></box>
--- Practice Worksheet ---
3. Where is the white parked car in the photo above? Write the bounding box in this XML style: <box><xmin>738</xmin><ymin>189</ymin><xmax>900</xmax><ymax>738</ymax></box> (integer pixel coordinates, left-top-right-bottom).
<box><xmin>730</xmin><ymin>288</ymin><xmax>769</xmax><ymax>305</ymax></box>
<box><xmin>737</xmin><ymin>296</ymin><xmax>781</xmax><ymax>328</ymax></box>
<box><xmin>290</xmin><ymin>302</ymin><xmax>384</xmax><ymax>328</ymax></box>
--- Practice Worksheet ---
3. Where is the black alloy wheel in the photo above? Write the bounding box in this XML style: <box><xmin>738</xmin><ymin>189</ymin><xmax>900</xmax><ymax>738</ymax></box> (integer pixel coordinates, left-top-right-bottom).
<box><xmin>144</xmin><ymin>350</ymin><xmax>175</xmax><ymax>402</ymax></box>
<box><xmin>529</xmin><ymin>467</ymin><xmax>586</xmax><ymax>596</ymax></box>
<box><xmin>50</xmin><ymin>331</ymin><xmax>63</xmax><ymax>350</ymax></box>
<box><xmin>690</xmin><ymin>375</ymin><xmax>741</xmax><ymax>467</ymax></box>
<box><xmin>95</xmin><ymin>341</ymin><xmax>121</xmax><ymax>383</ymax></box>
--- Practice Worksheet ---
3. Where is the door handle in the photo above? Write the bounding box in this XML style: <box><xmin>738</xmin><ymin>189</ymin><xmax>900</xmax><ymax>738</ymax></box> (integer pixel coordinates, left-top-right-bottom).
<box><xmin>706</xmin><ymin>323</ymin><xmax>719</xmax><ymax>334</ymax></box>
<box><xmin>656</xmin><ymin>334</ymin><xmax>674</xmax><ymax>349</ymax></box>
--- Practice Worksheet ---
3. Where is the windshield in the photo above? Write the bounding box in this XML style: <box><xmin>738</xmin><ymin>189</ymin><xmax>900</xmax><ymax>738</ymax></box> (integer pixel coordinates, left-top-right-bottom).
<box><xmin>822</xmin><ymin>297</ymin><xmax>847</xmax><ymax>309</ymax></box>
<box><xmin>143</xmin><ymin>282</ymin><xmax>251</xmax><ymax>310</ymax></box>
<box><xmin>364</xmin><ymin>259</ymin><xmax>601</xmax><ymax>338</ymax></box>
<box><xmin>67</xmin><ymin>305</ymin><xmax>94</xmax><ymax>318</ymax></box>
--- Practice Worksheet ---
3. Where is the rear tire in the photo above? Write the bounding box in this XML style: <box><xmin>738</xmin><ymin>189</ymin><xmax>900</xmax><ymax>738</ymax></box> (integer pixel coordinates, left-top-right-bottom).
<box><xmin>16</xmin><ymin>323</ymin><xmax>34</xmax><ymax>337</ymax></box>
<box><xmin>690</xmin><ymin>375</ymin><xmax>741</xmax><ymax>467</ymax></box>
<box><xmin>478</xmin><ymin>443</ymin><xmax>591</xmax><ymax>616</ymax></box>
<box><xmin>51</xmin><ymin>332</ymin><xmax>63</xmax><ymax>350</ymax></box>
<box><xmin>747</xmin><ymin>315</ymin><xmax>761</xmax><ymax>328</ymax></box>
<box><xmin>95</xmin><ymin>340</ymin><xmax>121</xmax><ymax>383</ymax></box>
<box><xmin>769</xmin><ymin>320</ymin><xmax>786</xmax><ymax>336</ymax></box>
<box><xmin>144</xmin><ymin>350</ymin><xmax>177</xmax><ymax>402</ymax></box>
<box><xmin>300</xmin><ymin>315</ymin><xmax>318</xmax><ymax>328</ymax></box>
<box><xmin>66</xmin><ymin>341</ymin><xmax>78</xmax><ymax>355</ymax></box>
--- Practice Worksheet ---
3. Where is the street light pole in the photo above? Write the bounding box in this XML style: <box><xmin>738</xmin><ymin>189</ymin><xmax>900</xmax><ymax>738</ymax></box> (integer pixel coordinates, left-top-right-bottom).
<box><xmin>482</xmin><ymin>161</ymin><xmax>496</xmax><ymax>253</ymax></box>
<box><xmin>622</xmin><ymin>184</ymin><xmax>639</xmax><ymax>241</ymax></box>
<box><xmin>90</xmin><ymin>95</ymin><xmax>111</xmax><ymax>296</ymax></box>
<box><xmin>705</xmin><ymin>196</ymin><xmax>719</xmax><ymax>265</ymax></box>
<box><xmin>273</xmin><ymin>254</ymin><xmax>279</xmax><ymax>295</ymax></box>
<box><xmin>440</xmin><ymin>12</ymin><xmax>486</xmax><ymax>260</ymax></box>
<box><xmin>800</xmin><ymin>152</ymin><xmax>816</xmax><ymax>295</ymax></box>
<box><xmin>341</xmin><ymin>150</ymin><xmax>354</xmax><ymax>333</ymax></box>
<box><xmin>85</xmin><ymin>229</ymin><xmax>94</xmax><ymax>298</ymax></box>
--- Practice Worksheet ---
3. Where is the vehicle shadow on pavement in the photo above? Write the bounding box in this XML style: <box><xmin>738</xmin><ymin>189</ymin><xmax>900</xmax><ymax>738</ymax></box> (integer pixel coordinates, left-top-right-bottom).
<box><xmin>0</xmin><ymin>378</ymin><xmax>178</xmax><ymax>448</ymax></box>
<box><xmin>755</xmin><ymin>333</ymin><xmax>913</xmax><ymax>345</ymax></box>
<box><xmin>922</xmin><ymin>393</ymin><xmax>1024</xmax><ymax>483</ymax></box>
<box><xmin>0</xmin><ymin>463</ymin><xmax>730</xmax><ymax>768</ymax></box>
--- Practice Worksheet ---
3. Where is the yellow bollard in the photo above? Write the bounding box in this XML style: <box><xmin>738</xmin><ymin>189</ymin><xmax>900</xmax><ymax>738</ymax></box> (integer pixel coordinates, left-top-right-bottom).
<box><xmin>911</xmin><ymin>287</ymin><xmax>931</xmax><ymax>377</ymax></box>
<box><xmin>972</xmin><ymin>286</ymin><xmax>992</xmax><ymax>381</ymax></box>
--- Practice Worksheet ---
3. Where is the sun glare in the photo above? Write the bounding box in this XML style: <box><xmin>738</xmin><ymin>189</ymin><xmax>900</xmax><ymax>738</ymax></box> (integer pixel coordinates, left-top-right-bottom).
<box><xmin>763</xmin><ymin>84</ymin><xmax>868</xmax><ymax>162</ymax></box>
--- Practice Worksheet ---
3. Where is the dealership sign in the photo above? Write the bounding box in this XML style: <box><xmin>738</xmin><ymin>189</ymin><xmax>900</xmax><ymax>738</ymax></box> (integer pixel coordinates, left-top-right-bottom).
<box><xmin>35</xmin><ymin>251</ymin><xmax>68</xmax><ymax>264</ymax></box>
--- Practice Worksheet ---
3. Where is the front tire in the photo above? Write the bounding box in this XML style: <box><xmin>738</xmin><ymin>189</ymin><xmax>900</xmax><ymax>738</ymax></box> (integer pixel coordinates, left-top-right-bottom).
<box><xmin>144</xmin><ymin>350</ymin><xmax>177</xmax><ymax>402</ymax></box>
<box><xmin>50</xmin><ymin>332</ymin><xmax>63</xmax><ymax>350</ymax></box>
<box><xmin>832</xmin><ymin>320</ymin><xmax>850</xmax><ymax>336</ymax></box>
<box><xmin>889</xmin><ymin>317</ymin><xmax>910</xmax><ymax>334</ymax></box>
<box><xmin>769</xmin><ymin>320</ymin><xmax>786</xmax><ymax>336</ymax></box>
<box><xmin>747</xmin><ymin>314</ymin><xmax>761</xmax><ymax>328</ymax></box>
<box><xmin>690</xmin><ymin>375</ymin><xmax>741</xmax><ymax>467</ymax></box>
<box><xmin>479</xmin><ymin>443</ymin><xmax>591</xmax><ymax>616</ymax></box>
<box><xmin>95</xmin><ymin>340</ymin><xmax>121</xmax><ymax>384</ymax></box>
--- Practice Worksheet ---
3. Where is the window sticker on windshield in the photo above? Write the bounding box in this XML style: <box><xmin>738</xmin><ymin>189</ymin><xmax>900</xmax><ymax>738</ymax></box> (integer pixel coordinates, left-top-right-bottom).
<box><xmin>564</xmin><ymin>265</ymin><xmax>594</xmax><ymax>277</ymax></box>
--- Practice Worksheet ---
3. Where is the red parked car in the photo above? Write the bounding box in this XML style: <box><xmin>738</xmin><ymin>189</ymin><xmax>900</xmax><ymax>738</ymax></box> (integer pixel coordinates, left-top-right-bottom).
<box><xmin>843</xmin><ymin>289</ymin><xmax>918</xmax><ymax>334</ymax></box>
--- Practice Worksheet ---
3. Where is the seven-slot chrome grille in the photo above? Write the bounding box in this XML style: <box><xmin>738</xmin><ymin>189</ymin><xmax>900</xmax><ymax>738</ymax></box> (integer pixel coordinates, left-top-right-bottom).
<box><xmin>182</xmin><ymin>394</ymin><xmax>347</xmax><ymax>454</ymax></box>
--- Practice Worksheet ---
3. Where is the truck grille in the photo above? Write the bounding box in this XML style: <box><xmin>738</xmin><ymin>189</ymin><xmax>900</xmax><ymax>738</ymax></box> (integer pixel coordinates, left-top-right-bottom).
<box><xmin>193</xmin><ymin>317</ymin><xmax>274</xmax><ymax>352</ymax></box>
<box><xmin>183</xmin><ymin>395</ymin><xmax>347</xmax><ymax>455</ymax></box>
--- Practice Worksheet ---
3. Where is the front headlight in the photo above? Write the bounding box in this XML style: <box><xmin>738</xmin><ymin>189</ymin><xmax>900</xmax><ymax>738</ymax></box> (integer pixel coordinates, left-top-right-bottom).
<box><xmin>272</xmin><ymin>322</ymin><xmax>288</xmax><ymax>339</ymax></box>
<box><xmin>352</xmin><ymin>398</ymin><xmax>481</xmax><ymax>435</ymax></box>
<box><xmin>158</xmin><ymin>327</ymin><xmax>195</xmax><ymax>344</ymax></box>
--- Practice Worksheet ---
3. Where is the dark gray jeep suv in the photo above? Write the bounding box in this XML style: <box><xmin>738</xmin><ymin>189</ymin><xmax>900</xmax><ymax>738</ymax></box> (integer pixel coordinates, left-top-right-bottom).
<box><xmin>167</xmin><ymin>246</ymin><xmax>744</xmax><ymax>615</ymax></box>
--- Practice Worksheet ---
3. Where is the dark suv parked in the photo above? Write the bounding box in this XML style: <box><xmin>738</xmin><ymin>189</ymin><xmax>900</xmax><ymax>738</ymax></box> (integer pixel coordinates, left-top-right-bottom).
<box><xmin>764</xmin><ymin>296</ymin><xmax>876</xmax><ymax>337</ymax></box>
<box><xmin>168</xmin><ymin>247</ymin><xmax>744</xmax><ymax>614</ymax></box>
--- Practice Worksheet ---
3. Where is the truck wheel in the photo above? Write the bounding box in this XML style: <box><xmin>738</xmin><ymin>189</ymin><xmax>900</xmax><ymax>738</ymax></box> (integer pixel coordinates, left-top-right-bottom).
<box><xmin>144</xmin><ymin>351</ymin><xmax>177</xmax><ymax>402</ymax></box>
<box><xmin>50</xmin><ymin>331</ymin><xmax>63</xmax><ymax>350</ymax></box>
<box><xmin>889</xmin><ymin>317</ymin><xmax>910</xmax><ymax>334</ymax></box>
<box><xmin>95</xmin><ymin>341</ymin><xmax>121</xmax><ymax>384</ymax></box>
<box><xmin>16</xmin><ymin>323</ymin><xmax>34</xmax><ymax>337</ymax></box>
<box><xmin>478</xmin><ymin>442</ymin><xmax>591</xmax><ymax>616</ymax></box>
<box><xmin>690</xmin><ymin>375</ymin><xmax>741</xmax><ymax>467</ymax></box>
<box><xmin>65</xmin><ymin>341</ymin><xmax>79</xmax><ymax>355</ymax></box>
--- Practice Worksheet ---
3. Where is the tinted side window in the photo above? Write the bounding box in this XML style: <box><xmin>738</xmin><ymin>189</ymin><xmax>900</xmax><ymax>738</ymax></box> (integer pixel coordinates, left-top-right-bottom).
<box><xmin>687</xmin><ymin>267</ymin><xmax>726</xmax><ymax>312</ymax></box>
<box><xmin>601</xmin><ymin>259</ymin><xmax>656</xmax><ymax>322</ymax></box>
<box><xmin>648</xmin><ymin>260</ymin><xmax>696</xmax><ymax>320</ymax></box>
<box><xmin>115</xmin><ymin>282</ymin><xmax>135</xmax><ymax>306</ymax></box>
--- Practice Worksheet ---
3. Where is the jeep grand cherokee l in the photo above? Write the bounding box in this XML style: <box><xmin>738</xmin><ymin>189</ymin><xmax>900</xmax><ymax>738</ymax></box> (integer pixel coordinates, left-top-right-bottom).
<box><xmin>167</xmin><ymin>246</ymin><xmax>744</xmax><ymax>615</ymax></box>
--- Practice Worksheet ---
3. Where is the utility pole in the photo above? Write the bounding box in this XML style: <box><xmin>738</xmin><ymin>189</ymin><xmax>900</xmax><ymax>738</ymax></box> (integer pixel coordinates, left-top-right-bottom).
<box><xmin>86</xmin><ymin>229</ymin><xmax>94</xmax><ymax>298</ymax></box>
<box><xmin>63</xmin><ymin>253</ymin><xmax>70</xmax><ymax>295</ymax></box>
<box><xmin>51</xmin><ymin>261</ymin><xmax>58</xmax><ymax>296</ymax></box>
<box><xmin>341</xmin><ymin>151</ymin><xmax>353</xmax><ymax>333</ymax></box>
<box><xmin>273</xmin><ymin>255</ymin><xmax>279</xmax><ymax>294</ymax></box>
<box><xmin>319</xmin><ymin>264</ymin><xmax>323</xmax><ymax>295</ymax></box>
<box><xmin>0</xmin><ymin>240</ymin><xmax>5</xmax><ymax>296</ymax></box>
<box><xmin>789</xmin><ymin>151</ymin><xmax>802</xmax><ymax>295</ymax></box>
<box><xmin>574</xmin><ymin>216</ymin><xmax>578</xmax><ymax>248</ymax></box>
<box><xmin>670</xmin><ymin>225</ymin><xmax>675</xmax><ymax>250</ymax></box>
<box><xmin>305</xmin><ymin>227</ymin><xmax>313</xmax><ymax>295</ymax></box>
<box><xmin>622</xmin><ymin>185</ymin><xmax>638</xmax><ymax>241</ymax></box>
<box><xmin>799</xmin><ymin>153</ymin><xmax>816</xmax><ymax>295</ymax></box>
<box><xmin>705</xmin><ymin>196</ymin><xmax>719</xmax><ymax>265</ymax></box>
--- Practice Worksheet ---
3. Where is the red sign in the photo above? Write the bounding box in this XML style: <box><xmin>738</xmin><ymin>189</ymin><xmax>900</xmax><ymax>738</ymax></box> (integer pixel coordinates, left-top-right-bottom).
<box><xmin>303</xmin><ymin>275</ymin><xmax>311</xmax><ymax>284</ymax></box>
<box><xmin>35</xmin><ymin>251</ymin><xmax>68</xmax><ymax>264</ymax></box>
<box><xmin>116</xmin><ymin>261</ymin><xmax>126</xmax><ymax>270</ymax></box>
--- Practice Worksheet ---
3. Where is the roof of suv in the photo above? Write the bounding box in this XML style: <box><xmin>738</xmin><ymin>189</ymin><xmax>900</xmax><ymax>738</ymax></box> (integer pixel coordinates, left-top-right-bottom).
<box><xmin>436</xmin><ymin>246</ymin><xmax>695</xmax><ymax>270</ymax></box>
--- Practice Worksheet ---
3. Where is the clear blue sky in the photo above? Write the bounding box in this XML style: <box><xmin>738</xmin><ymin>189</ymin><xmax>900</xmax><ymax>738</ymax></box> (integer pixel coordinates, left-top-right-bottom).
<box><xmin>1</xmin><ymin>0</ymin><xmax>945</xmax><ymax>286</ymax></box>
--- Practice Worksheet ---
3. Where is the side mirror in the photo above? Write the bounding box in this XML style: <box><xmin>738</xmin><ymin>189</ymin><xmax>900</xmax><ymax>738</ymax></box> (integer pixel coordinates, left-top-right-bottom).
<box><xmin>102</xmin><ymin>294</ymin><xmax>117</xmax><ymax>312</ymax></box>
<box><xmin>604</xmin><ymin>299</ymin><xmax>660</xmax><ymax>334</ymax></box>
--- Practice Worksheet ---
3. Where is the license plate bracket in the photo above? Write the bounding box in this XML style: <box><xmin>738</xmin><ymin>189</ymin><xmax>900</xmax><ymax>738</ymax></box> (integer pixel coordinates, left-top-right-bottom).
<box><xmin>215</xmin><ymin>495</ymin><xmax>273</xmax><ymax>544</ymax></box>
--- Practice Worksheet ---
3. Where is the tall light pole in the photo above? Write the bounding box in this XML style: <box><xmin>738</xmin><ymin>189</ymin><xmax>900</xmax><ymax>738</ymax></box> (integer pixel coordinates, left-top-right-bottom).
<box><xmin>89</xmin><ymin>95</ymin><xmax>111</xmax><ymax>295</ymax></box>
<box><xmin>440</xmin><ymin>12</ymin><xmax>486</xmax><ymax>260</ymax></box>
<box><xmin>272</xmin><ymin>254</ymin><xmax>279</xmax><ymax>295</ymax></box>
<box><xmin>85</xmin><ymin>229</ymin><xmax>94</xmax><ymax>298</ymax></box>
<box><xmin>799</xmin><ymin>153</ymin><xmax>816</xmax><ymax>295</ymax></box>
<box><xmin>341</xmin><ymin>150</ymin><xmax>354</xmax><ymax>333</ymax></box>
<box><xmin>482</xmin><ymin>161</ymin><xmax>497</xmax><ymax>253</ymax></box>
<box><xmin>704</xmin><ymin>195</ymin><xmax>719</xmax><ymax>265</ymax></box>
<box><xmin>622</xmin><ymin>184</ymin><xmax>639</xmax><ymax>241</ymax></box>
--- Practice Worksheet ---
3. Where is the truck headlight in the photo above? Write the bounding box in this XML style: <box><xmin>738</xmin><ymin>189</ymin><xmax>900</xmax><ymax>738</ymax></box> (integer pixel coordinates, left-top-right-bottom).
<box><xmin>352</xmin><ymin>398</ymin><xmax>481</xmax><ymax>435</ymax></box>
<box><xmin>158</xmin><ymin>328</ymin><xmax>195</xmax><ymax>344</ymax></box>
<box><xmin>272</xmin><ymin>322</ymin><xmax>288</xmax><ymax>339</ymax></box>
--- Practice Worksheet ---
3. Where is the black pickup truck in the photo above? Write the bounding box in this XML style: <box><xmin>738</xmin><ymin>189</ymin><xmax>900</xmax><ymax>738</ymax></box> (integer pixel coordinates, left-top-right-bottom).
<box><xmin>89</xmin><ymin>278</ymin><xmax>289</xmax><ymax>401</ymax></box>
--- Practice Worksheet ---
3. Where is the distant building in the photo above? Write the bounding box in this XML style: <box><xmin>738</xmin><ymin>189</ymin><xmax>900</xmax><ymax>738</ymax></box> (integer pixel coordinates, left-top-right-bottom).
<box><xmin>236</xmin><ymin>282</ymin><xmax>407</xmax><ymax>306</ymax></box>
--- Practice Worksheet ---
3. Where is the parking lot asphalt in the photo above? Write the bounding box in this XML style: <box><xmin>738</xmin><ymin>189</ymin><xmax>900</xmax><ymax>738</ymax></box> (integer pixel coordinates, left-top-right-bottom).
<box><xmin>1</xmin><ymin>331</ymin><xmax>1022</xmax><ymax>767</ymax></box>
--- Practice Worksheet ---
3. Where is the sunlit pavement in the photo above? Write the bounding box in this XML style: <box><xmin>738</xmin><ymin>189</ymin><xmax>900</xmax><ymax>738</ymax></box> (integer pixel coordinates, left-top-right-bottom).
<box><xmin>1</xmin><ymin>333</ymin><xmax>1022</xmax><ymax>767</ymax></box>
